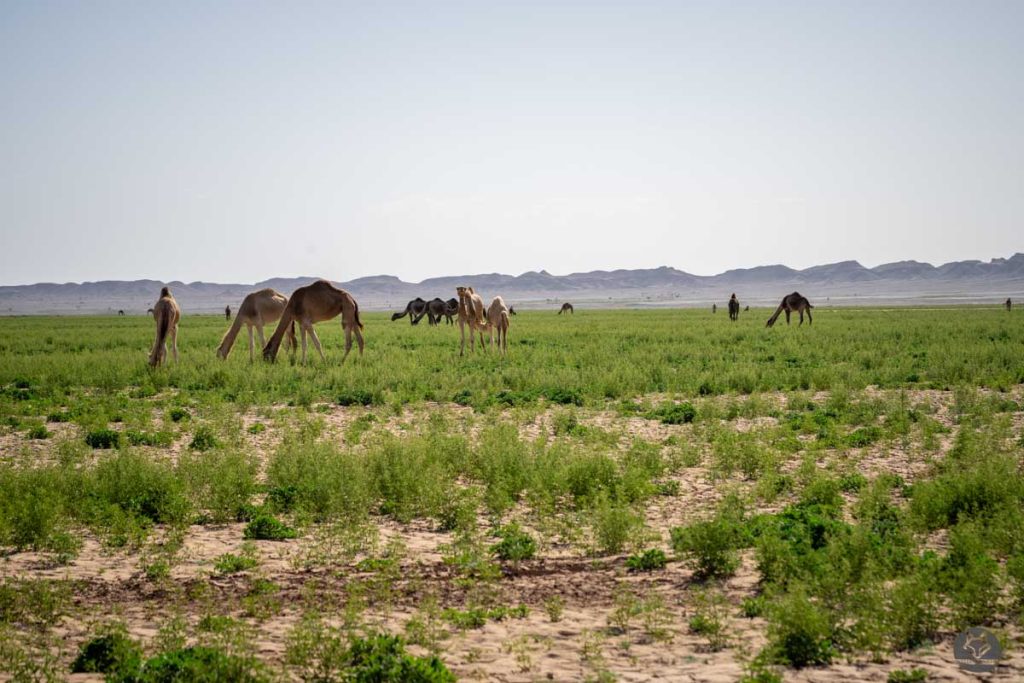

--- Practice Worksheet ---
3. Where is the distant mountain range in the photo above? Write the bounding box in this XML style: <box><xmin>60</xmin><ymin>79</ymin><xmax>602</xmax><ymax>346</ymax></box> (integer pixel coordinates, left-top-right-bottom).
<box><xmin>2</xmin><ymin>254</ymin><xmax>1023</xmax><ymax>314</ymax></box>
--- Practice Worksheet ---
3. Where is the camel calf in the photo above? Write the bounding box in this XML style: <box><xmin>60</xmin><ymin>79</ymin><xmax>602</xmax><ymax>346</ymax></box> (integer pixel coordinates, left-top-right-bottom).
<box><xmin>486</xmin><ymin>296</ymin><xmax>510</xmax><ymax>355</ymax></box>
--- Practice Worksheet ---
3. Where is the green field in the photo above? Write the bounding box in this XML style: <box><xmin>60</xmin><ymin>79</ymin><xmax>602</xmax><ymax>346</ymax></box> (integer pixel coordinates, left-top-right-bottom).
<box><xmin>1</xmin><ymin>308</ymin><xmax>1023</xmax><ymax>681</ymax></box>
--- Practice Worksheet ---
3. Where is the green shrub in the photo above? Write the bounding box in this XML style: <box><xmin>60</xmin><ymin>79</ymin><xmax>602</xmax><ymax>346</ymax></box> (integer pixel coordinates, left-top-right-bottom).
<box><xmin>71</xmin><ymin>630</ymin><xmax>143</xmax><ymax>679</ymax></box>
<box><xmin>188</xmin><ymin>426</ymin><xmax>218</xmax><ymax>452</ymax></box>
<box><xmin>86</xmin><ymin>428</ymin><xmax>121</xmax><ymax>449</ymax></box>
<box><xmin>545</xmin><ymin>387</ymin><xmax>583</xmax><ymax>406</ymax></box>
<box><xmin>650</xmin><ymin>401</ymin><xmax>696</xmax><ymax>425</ymax></box>
<box><xmin>243</xmin><ymin>514</ymin><xmax>297</xmax><ymax>541</ymax></box>
<box><xmin>167</xmin><ymin>407</ymin><xmax>189</xmax><ymax>422</ymax></box>
<box><xmin>125</xmin><ymin>430</ymin><xmax>173</xmax><ymax>447</ymax></box>
<box><xmin>671</xmin><ymin>507</ymin><xmax>747</xmax><ymax>580</ymax></box>
<box><xmin>490</xmin><ymin>524</ymin><xmax>537</xmax><ymax>562</ymax></box>
<box><xmin>888</xmin><ymin>668</ymin><xmax>928</xmax><ymax>683</ymax></box>
<box><xmin>26</xmin><ymin>424</ymin><xmax>50</xmax><ymax>439</ymax></box>
<box><xmin>337</xmin><ymin>389</ymin><xmax>379</xmax><ymax>406</ymax></box>
<box><xmin>135</xmin><ymin>646</ymin><xmax>266</xmax><ymax>683</ymax></box>
<box><xmin>214</xmin><ymin>545</ymin><xmax>259</xmax><ymax>575</ymax></box>
<box><xmin>764</xmin><ymin>589</ymin><xmax>835</xmax><ymax>667</ymax></box>
<box><xmin>344</xmin><ymin>633</ymin><xmax>455</xmax><ymax>682</ymax></box>
<box><xmin>87</xmin><ymin>450</ymin><xmax>190</xmax><ymax>526</ymax></box>
<box><xmin>625</xmin><ymin>548</ymin><xmax>667</xmax><ymax>572</ymax></box>
<box><xmin>591</xmin><ymin>497</ymin><xmax>643</xmax><ymax>555</ymax></box>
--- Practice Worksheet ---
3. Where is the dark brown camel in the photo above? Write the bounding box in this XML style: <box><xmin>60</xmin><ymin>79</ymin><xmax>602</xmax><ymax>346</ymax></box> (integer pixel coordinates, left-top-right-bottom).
<box><xmin>415</xmin><ymin>298</ymin><xmax>448</xmax><ymax>326</ymax></box>
<box><xmin>766</xmin><ymin>292</ymin><xmax>813</xmax><ymax>327</ymax></box>
<box><xmin>225</xmin><ymin>305</ymin><xmax>231</xmax><ymax>320</ymax></box>
<box><xmin>392</xmin><ymin>298</ymin><xmax>428</xmax><ymax>324</ymax></box>
<box><xmin>443</xmin><ymin>298</ymin><xmax>459</xmax><ymax>325</ymax></box>
<box><xmin>559</xmin><ymin>302</ymin><xmax>574</xmax><ymax>315</ymax></box>
<box><xmin>1007</xmin><ymin>298</ymin><xmax>1012</xmax><ymax>312</ymax></box>
<box><xmin>728</xmin><ymin>294</ymin><xmax>739</xmax><ymax>321</ymax></box>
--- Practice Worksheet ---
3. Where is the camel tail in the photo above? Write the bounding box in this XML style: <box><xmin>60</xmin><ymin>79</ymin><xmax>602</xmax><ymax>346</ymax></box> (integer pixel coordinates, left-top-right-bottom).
<box><xmin>149</xmin><ymin>310</ymin><xmax>171</xmax><ymax>366</ymax></box>
<box><xmin>354</xmin><ymin>301</ymin><xmax>364</xmax><ymax>330</ymax></box>
<box><xmin>765</xmin><ymin>304</ymin><xmax>785</xmax><ymax>328</ymax></box>
<box><xmin>217</xmin><ymin>315</ymin><xmax>245</xmax><ymax>359</ymax></box>
<box><xmin>263</xmin><ymin>309</ymin><xmax>294</xmax><ymax>362</ymax></box>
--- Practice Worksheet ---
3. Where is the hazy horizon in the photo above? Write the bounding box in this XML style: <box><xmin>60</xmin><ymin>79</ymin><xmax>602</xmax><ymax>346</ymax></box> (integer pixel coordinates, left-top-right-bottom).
<box><xmin>2</xmin><ymin>1</ymin><xmax>1022</xmax><ymax>286</ymax></box>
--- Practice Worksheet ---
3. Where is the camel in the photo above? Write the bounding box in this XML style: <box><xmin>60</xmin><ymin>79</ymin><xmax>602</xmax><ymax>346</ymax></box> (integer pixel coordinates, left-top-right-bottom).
<box><xmin>117</xmin><ymin>310</ymin><xmax>125</xmax><ymax>316</ymax></box>
<box><xmin>509</xmin><ymin>305</ymin><xmax>517</xmax><ymax>316</ymax></box>
<box><xmin>1007</xmin><ymin>298</ymin><xmax>1012</xmax><ymax>312</ymax></box>
<box><xmin>766</xmin><ymin>292</ymin><xmax>813</xmax><ymax>328</ymax></box>
<box><xmin>744</xmin><ymin>305</ymin><xmax>749</xmax><ymax>312</ymax></box>
<box><xmin>712</xmin><ymin>303</ymin><xmax>717</xmax><ymax>314</ymax></box>
<box><xmin>392</xmin><ymin>298</ymin><xmax>428</xmax><ymax>324</ymax></box>
<box><xmin>728</xmin><ymin>294</ymin><xmax>740</xmax><ymax>321</ymax></box>
<box><xmin>218</xmin><ymin>289</ymin><xmax>296</xmax><ymax>361</ymax></box>
<box><xmin>146</xmin><ymin>308</ymin><xmax>154</xmax><ymax>316</ymax></box>
<box><xmin>148</xmin><ymin>287</ymin><xmax>180</xmax><ymax>367</ymax></box>
<box><xmin>225</xmin><ymin>305</ymin><xmax>231</xmax><ymax>320</ymax></box>
<box><xmin>444</xmin><ymin>298</ymin><xmax>459</xmax><ymax>325</ymax></box>
<box><xmin>559</xmin><ymin>302</ymin><xmax>574</xmax><ymax>315</ymax></box>
<box><xmin>263</xmin><ymin>280</ymin><xmax>364</xmax><ymax>363</ymax></box>
<box><xmin>486</xmin><ymin>296</ymin><xmax>510</xmax><ymax>355</ymax></box>
<box><xmin>417</xmin><ymin>298</ymin><xmax>447</xmax><ymax>326</ymax></box>
<box><xmin>456</xmin><ymin>286</ymin><xmax>488</xmax><ymax>355</ymax></box>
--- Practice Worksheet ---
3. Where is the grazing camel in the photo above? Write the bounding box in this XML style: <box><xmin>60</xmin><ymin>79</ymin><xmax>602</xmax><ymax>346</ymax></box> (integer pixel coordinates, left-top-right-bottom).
<box><xmin>263</xmin><ymin>280</ymin><xmax>364</xmax><ymax>363</ymax></box>
<box><xmin>117</xmin><ymin>310</ymin><xmax>125</xmax><ymax>316</ymax></box>
<box><xmin>225</xmin><ymin>305</ymin><xmax>231</xmax><ymax>320</ymax></box>
<box><xmin>392</xmin><ymin>298</ymin><xmax>428</xmax><ymax>324</ymax></box>
<box><xmin>444</xmin><ymin>298</ymin><xmax>459</xmax><ymax>325</ymax></box>
<box><xmin>744</xmin><ymin>305</ymin><xmax>749</xmax><ymax>312</ymax></box>
<box><xmin>148</xmin><ymin>287</ymin><xmax>180</xmax><ymax>367</ymax></box>
<box><xmin>728</xmin><ymin>294</ymin><xmax>740</xmax><ymax>321</ymax></box>
<box><xmin>416</xmin><ymin>298</ymin><xmax>447</xmax><ymax>326</ymax></box>
<box><xmin>766</xmin><ymin>292</ymin><xmax>814</xmax><ymax>328</ymax></box>
<box><xmin>1007</xmin><ymin>298</ymin><xmax>1012</xmax><ymax>312</ymax></box>
<box><xmin>218</xmin><ymin>289</ymin><xmax>296</xmax><ymax>361</ymax></box>
<box><xmin>559</xmin><ymin>302</ymin><xmax>574</xmax><ymax>315</ymax></box>
<box><xmin>486</xmin><ymin>296</ymin><xmax>510</xmax><ymax>355</ymax></box>
<box><xmin>456</xmin><ymin>286</ymin><xmax>488</xmax><ymax>355</ymax></box>
<box><xmin>509</xmin><ymin>305</ymin><xmax>517</xmax><ymax>316</ymax></box>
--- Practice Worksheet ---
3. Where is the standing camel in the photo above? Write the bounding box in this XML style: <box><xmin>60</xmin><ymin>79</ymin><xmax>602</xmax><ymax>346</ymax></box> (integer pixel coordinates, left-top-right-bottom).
<box><xmin>148</xmin><ymin>287</ymin><xmax>180</xmax><ymax>367</ymax></box>
<box><xmin>712</xmin><ymin>303</ymin><xmax>717</xmax><ymax>314</ymax></box>
<box><xmin>728</xmin><ymin>294</ymin><xmax>740</xmax><ymax>321</ymax></box>
<box><xmin>263</xmin><ymin>280</ymin><xmax>364</xmax><ymax>363</ymax></box>
<box><xmin>486</xmin><ymin>296</ymin><xmax>510</xmax><ymax>355</ymax></box>
<box><xmin>559</xmin><ymin>302</ymin><xmax>574</xmax><ymax>315</ymax></box>
<box><xmin>1007</xmin><ymin>298</ymin><xmax>1012</xmax><ymax>312</ymax></box>
<box><xmin>225</xmin><ymin>305</ymin><xmax>231</xmax><ymax>320</ymax></box>
<box><xmin>456</xmin><ymin>286</ymin><xmax>488</xmax><ymax>355</ymax></box>
<box><xmin>508</xmin><ymin>305</ymin><xmax>517</xmax><ymax>316</ymax></box>
<box><xmin>392</xmin><ymin>298</ymin><xmax>428</xmax><ymax>324</ymax></box>
<box><xmin>218</xmin><ymin>289</ymin><xmax>295</xmax><ymax>361</ymax></box>
<box><xmin>117</xmin><ymin>310</ymin><xmax>125</xmax><ymax>316</ymax></box>
<box><xmin>416</xmin><ymin>298</ymin><xmax>447</xmax><ymax>326</ymax></box>
<box><xmin>443</xmin><ymin>298</ymin><xmax>459</xmax><ymax>325</ymax></box>
<box><xmin>766</xmin><ymin>292</ymin><xmax>814</xmax><ymax>328</ymax></box>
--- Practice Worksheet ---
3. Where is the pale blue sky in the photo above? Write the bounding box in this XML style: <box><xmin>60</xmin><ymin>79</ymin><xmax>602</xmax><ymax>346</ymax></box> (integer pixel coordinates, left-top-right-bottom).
<box><xmin>1</xmin><ymin>1</ymin><xmax>1021</xmax><ymax>285</ymax></box>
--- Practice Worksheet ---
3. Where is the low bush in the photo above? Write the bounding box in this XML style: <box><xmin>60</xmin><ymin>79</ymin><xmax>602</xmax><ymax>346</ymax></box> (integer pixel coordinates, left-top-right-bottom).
<box><xmin>490</xmin><ymin>524</ymin><xmax>537</xmax><ymax>562</ymax></box>
<box><xmin>244</xmin><ymin>514</ymin><xmax>297</xmax><ymax>541</ymax></box>
<box><xmin>625</xmin><ymin>548</ymin><xmax>667</xmax><ymax>572</ymax></box>
<box><xmin>85</xmin><ymin>428</ymin><xmax>121</xmax><ymax>449</ymax></box>
<box><xmin>70</xmin><ymin>630</ymin><xmax>143</xmax><ymax>679</ymax></box>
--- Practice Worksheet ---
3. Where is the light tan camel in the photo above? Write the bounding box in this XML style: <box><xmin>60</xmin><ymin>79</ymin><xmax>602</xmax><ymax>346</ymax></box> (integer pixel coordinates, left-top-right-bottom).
<box><xmin>148</xmin><ymin>287</ymin><xmax>180</xmax><ymax>367</ymax></box>
<box><xmin>559</xmin><ymin>302</ymin><xmax>574</xmax><ymax>315</ymax></box>
<box><xmin>486</xmin><ymin>296</ymin><xmax>510</xmax><ymax>355</ymax></box>
<box><xmin>456</xmin><ymin>286</ymin><xmax>488</xmax><ymax>355</ymax></box>
<box><xmin>766</xmin><ymin>292</ymin><xmax>813</xmax><ymax>327</ymax></box>
<box><xmin>263</xmin><ymin>280</ymin><xmax>364</xmax><ymax>363</ymax></box>
<box><xmin>218</xmin><ymin>289</ymin><xmax>295</xmax><ymax>361</ymax></box>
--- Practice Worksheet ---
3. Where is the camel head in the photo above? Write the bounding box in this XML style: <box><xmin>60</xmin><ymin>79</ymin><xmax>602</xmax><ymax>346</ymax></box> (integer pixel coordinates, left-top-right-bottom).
<box><xmin>160</xmin><ymin>286</ymin><xmax>171</xmax><ymax>298</ymax></box>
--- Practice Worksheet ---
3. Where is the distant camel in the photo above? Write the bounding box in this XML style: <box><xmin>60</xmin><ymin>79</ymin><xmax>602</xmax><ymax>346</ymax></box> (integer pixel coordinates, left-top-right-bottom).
<box><xmin>148</xmin><ymin>287</ymin><xmax>180</xmax><ymax>367</ymax></box>
<box><xmin>225</xmin><ymin>305</ymin><xmax>231</xmax><ymax>320</ymax></box>
<box><xmin>263</xmin><ymin>280</ymin><xmax>364</xmax><ymax>363</ymax></box>
<box><xmin>744</xmin><ymin>305</ymin><xmax>749</xmax><ymax>312</ymax></box>
<box><xmin>1007</xmin><ymin>298</ymin><xmax>1012</xmax><ymax>312</ymax></box>
<box><xmin>392</xmin><ymin>298</ymin><xmax>428</xmax><ymax>324</ymax></box>
<box><xmin>486</xmin><ymin>296</ymin><xmax>510</xmax><ymax>355</ymax></box>
<box><xmin>218</xmin><ymin>289</ymin><xmax>295</xmax><ymax>361</ymax></box>
<box><xmin>559</xmin><ymin>302</ymin><xmax>574</xmax><ymax>315</ymax></box>
<box><xmin>418</xmin><ymin>297</ymin><xmax>447</xmax><ymax>326</ymax></box>
<box><xmin>712</xmin><ymin>303</ymin><xmax>717</xmax><ymax>314</ymax></box>
<box><xmin>146</xmin><ymin>308</ymin><xmax>154</xmax><ymax>316</ymax></box>
<box><xmin>509</xmin><ymin>305</ymin><xmax>517</xmax><ymax>316</ymax></box>
<box><xmin>766</xmin><ymin>292</ymin><xmax>813</xmax><ymax>327</ymax></box>
<box><xmin>444</xmin><ymin>298</ymin><xmax>459</xmax><ymax>325</ymax></box>
<box><xmin>728</xmin><ymin>294</ymin><xmax>740</xmax><ymax>321</ymax></box>
<box><xmin>117</xmin><ymin>310</ymin><xmax>125</xmax><ymax>316</ymax></box>
<box><xmin>457</xmin><ymin>286</ymin><xmax>488</xmax><ymax>355</ymax></box>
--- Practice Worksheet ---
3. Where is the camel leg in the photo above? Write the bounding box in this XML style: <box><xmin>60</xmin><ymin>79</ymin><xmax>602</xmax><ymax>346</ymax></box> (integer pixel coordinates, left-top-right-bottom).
<box><xmin>798</xmin><ymin>310</ymin><xmax>804</xmax><ymax>326</ymax></box>
<box><xmin>247</xmin><ymin>326</ymin><xmax>255</xmax><ymax>362</ymax></box>
<box><xmin>785</xmin><ymin>310</ymin><xmax>791</xmax><ymax>325</ymax></box>
<box><xmin>256</xmin><ymin>324</ymin><xmax>267</xmax><ymax>354</ymax></box>
<box><xmin>806</xmin><ymin>309</ymin><xmax>812</xmax><ymax>325</ymax></box>
<box><xmin>299</xmin><ymin>326</ymin><xmax>308</xmax><ymax>364</ymax></box>
<box><xmin>307</xmin><ymin>324</ymin><xmax>327</xmax><ymax>362</ymax></box>
<box><xmin>354</xmin><ymin>326</ymin><xmax>364</xmax><ymax>355</ymax></box>
<box><xmin>170</xmin><ymin>324</ymin><xmax>179</xmax><ymax>363</ymax></box>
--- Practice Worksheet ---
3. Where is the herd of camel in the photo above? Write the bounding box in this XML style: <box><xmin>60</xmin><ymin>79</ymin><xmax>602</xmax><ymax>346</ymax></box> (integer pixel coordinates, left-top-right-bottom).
<box><xmin>144</xmin><ymin>283</ymin><xmax>1016</xmax><ymax>367</ymax></box>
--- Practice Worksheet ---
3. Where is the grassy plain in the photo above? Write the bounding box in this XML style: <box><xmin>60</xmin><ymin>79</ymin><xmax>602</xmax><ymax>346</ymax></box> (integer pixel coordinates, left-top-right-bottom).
<box><xmin>1</xmin><ymin>307</ymin><xmax>1023</xmax><ymax>681</ymax></box>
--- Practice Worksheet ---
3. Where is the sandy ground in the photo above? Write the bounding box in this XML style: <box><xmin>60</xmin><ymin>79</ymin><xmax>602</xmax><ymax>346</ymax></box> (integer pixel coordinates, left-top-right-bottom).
<box><xmin>3</xmin><ymin>389</ymin><xmax>1023</xmax><ymax>681</ymax></box>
